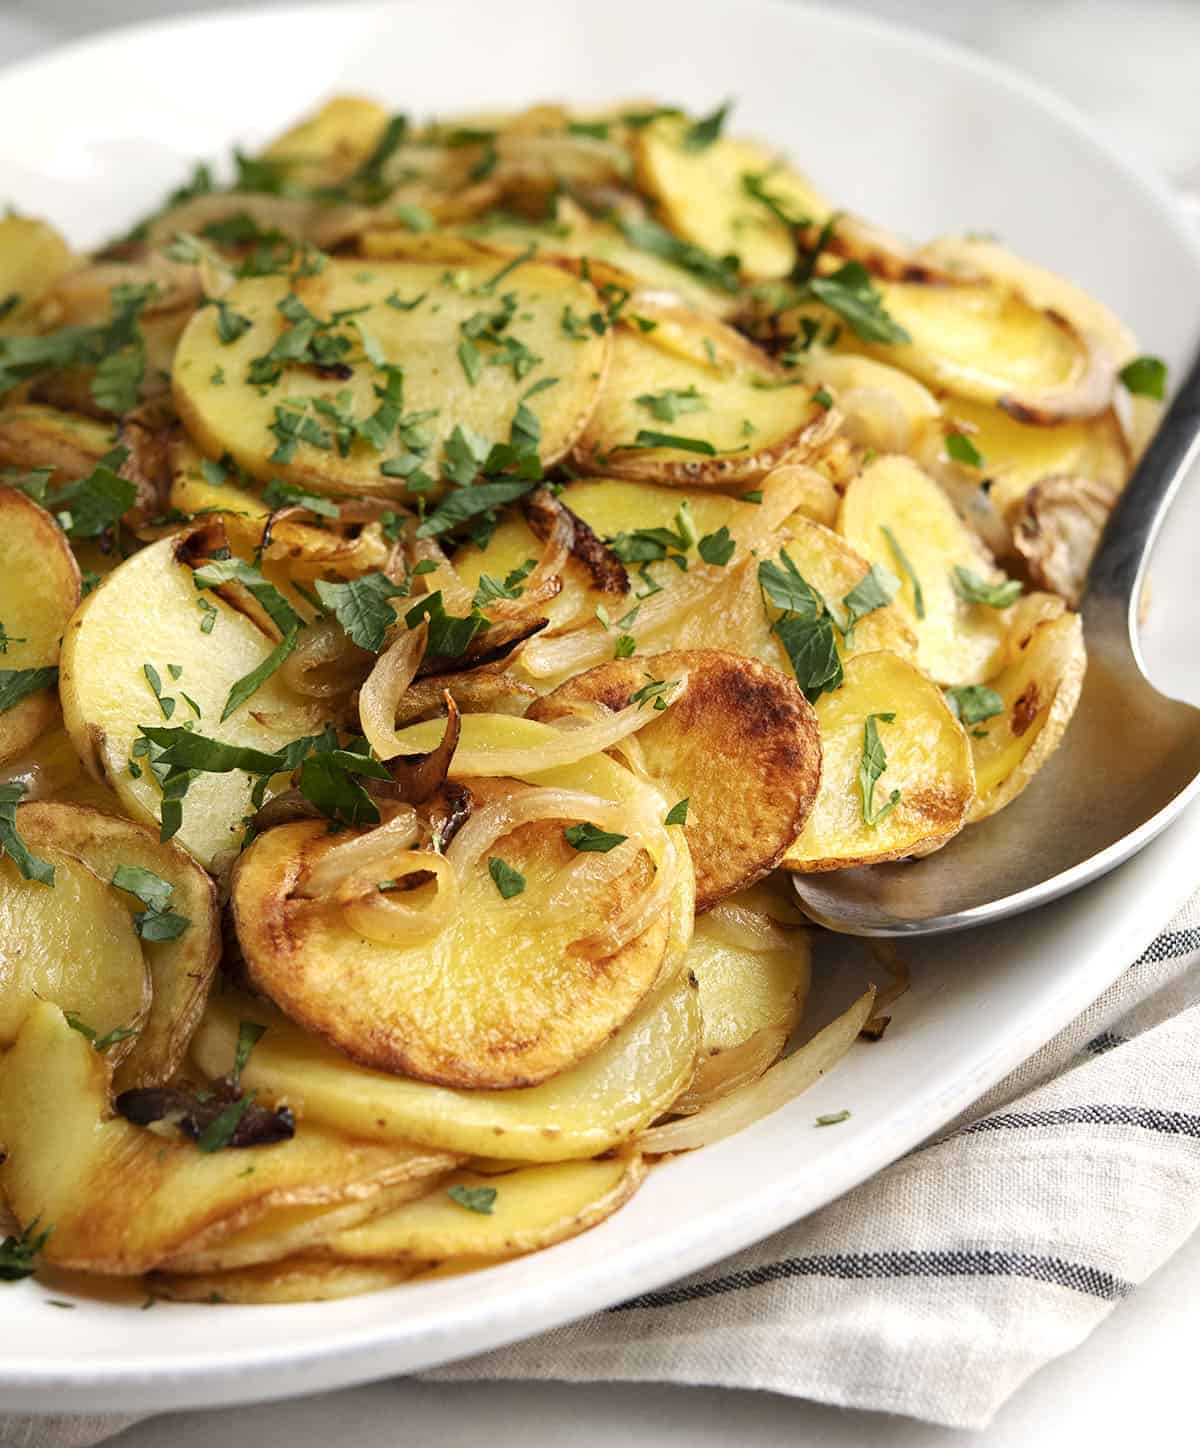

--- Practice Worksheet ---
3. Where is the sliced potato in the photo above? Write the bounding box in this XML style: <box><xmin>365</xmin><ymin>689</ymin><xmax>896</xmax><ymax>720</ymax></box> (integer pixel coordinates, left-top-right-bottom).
<box><xmin>149</xmin><ymin>1257</ymin><xmax>423</xmax><ymax>1304</ymax></box>
<box><xmin>838</xmin><ymin>454</ymin><xmax>1010</xmax><ymax>685</ymax></box>
<box><xmin>262</xmin><ymin>94</ymin><xmax>391</xmax><ymax>185</ymax></box>
<box><xmin>633</xmin><ymin>115</ymin><xmax>829</xmax><ymax>279</ymax></box>
<box><xmin>0</xmin><ymin>723</ymin><xmax>122</xmax><ymax>812</ymax></box>
<box><xmin>0</xmin><ymin>404</ymin><xmax>116</xmax><ymax>481</ymax></box>
<box><xmin>0</xmin><ymin>843</ymin><xmax>148</xmax><ymax>1051</ymax></box>
<box><xmin>173</xmin><ymin>256</ymin><xmax>609</xmax><ymax>498</ymax></box>
<box><xmin>58</xmin><ymin>534</ymin><xmax>310</xmax><ymax>867</ymax></box>
<box><xmin>0</xmin><ymin>1002</ymin><xmax>449</xmax><ymax>1274</ymax></box>
<box><xmin>782</xmin><ymin>650</ymin><xmax>974</xmax><ymax>871</ymax></box>
<box><xmin>15</xmin><ymin>801</ymin><xmax>219</xmax><ymax>1090</ymax></box>
<box><xmin>572</xmin><ymin>302</ymin><xmax>838</xmax><ymax>486</ymax></box>
<box><xmin>159</xmin><ymin>1178</ymin><xmax>448</xmax><ymax>1274</ymax></box>
<box><xmin>0</xmin><ymin>486</ymin><xmax>81</xmax><ymax>763</ymax></box>
<box><xmin>0</xmin><ymin>215</ymin><xmax>76</xmax><ymax>330</ymax></box>
<box><xmin>674</xmin><ymin>899</ymin><xmax>811</xmax><ymax>1113</ymax></box>
<box><xmin>232</xmin><ymin>779</ymin><xmax>672</xmax><ymax>1089</ymax></box>
<box><xmin>801</xmin><ymin>352</ymin><xmax>942</xmax><ymax>457</ymax></box>
<box><xmin>325</xmin><ymin>1156</ymin><xmax>643</xmax><ymax>1262</ymax></box>
<box><xmin>968</xmin><ymin>613</ymin><xmax>1085</xmax><ymax>823</ymax></box>
<box><xmin>191</xmin><ymin>963</ymin><xmax>699</xmax><ymax>1164</ymax></box>
<box><xmin>842</xmin><ymin>277</ymin><xmax>1114</xmax><ymax>423</ymax></box>
<box><xmin>530</xmin><ymin>649</ymin><xmax>821</xmax><ymax>910</ymax></box>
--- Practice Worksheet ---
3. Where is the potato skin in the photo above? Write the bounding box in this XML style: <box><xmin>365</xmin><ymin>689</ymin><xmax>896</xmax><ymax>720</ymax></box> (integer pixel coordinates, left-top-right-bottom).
<box><xmin>531</xmin><ymin>649</ymin><xmax>822</xmax><ymax>911</ymax></box>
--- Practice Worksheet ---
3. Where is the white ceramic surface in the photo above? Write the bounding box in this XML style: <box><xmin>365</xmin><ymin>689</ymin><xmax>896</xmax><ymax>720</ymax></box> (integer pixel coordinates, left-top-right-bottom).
<box><xmin>2</xmin><ymin>0</ymin><xmax>1199</xmax><ymax>1415</ymax></box>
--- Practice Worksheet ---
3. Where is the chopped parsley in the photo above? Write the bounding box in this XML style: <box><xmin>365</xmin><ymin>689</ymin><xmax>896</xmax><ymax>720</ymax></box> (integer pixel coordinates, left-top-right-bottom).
<box><xmin>64</xmin><ymin>1013</ymin><xmax>139</xmax><ymax>1054</ymax></box>
<box><xmin>879</xmin><ymin>525</ymin><xmax>925</xmax><ymax>620</ymax></box>
<box><xmin>221</xmin><ymin>627</ymin><xmax>299</xmax><ymax>721</ymax></box>
<box><xmin>630</xmin><ymin>429</ymin><xmax>717</xmax><ymax>455</ymax></box>
<box><xmin>635</xmin><ymin>385</ymin><xmax>707</xmax><ymax>423</ymax></box>
<box><xmin>758</xmin><ymin>549</ymin><xmax>843</xmax><ymax>702</ymax></box>
<box><xmin>0</xmin><ymin>780</ymin><xmax>54</xmax><ymax>885</ymax></box>
<box><xmin>617</xmin><ymin>215</ymin><xmax>740</xmax><ymax>294</ymax></box>
<box><xmin>1119</xmin><ymin>355</ymin><xmax>1167</xmax><ymax>399</ymax></box>
<box><xmin>945</xmin><ymin>431</ymin><xmax>984</xmax><ymax>468</ymax></box>
<box><xmin>0</xmin><ymin>1219</ymin><xmax>51</xmax><ymax>1281</ymax></box>
<box><xmin>0</xmin><ymin>666</ymin><xmax>58</xmax><ymax>715</ymax></box>
<box><xmin>111</xmin><ymin>863</ymin><xmax>191</xmax><ymax>940</ymax></box>
<box><xmin>945</xmin><ymin>684</ymin><xmax>1004</xmax><ymax>727</ymax></box>
<box><xmin>563</xmin><ymin>822</ymin><xmax>628</xmax><ymax>853</ymax></box>
<box><xmin>682</xmin><ymin>101</ymin><xmax>732</xmax><ymax>152</ymax></box>
<box><xmin>859</xmin><ymin>712</ymin><xmax>901</xmax><ymax>826</ymax></box>
<box><xmin>951</xmin><ymin>567</ymin><xmax>1021</xmax><ymax>609</ymax></box>
<box><xmin>447</xmin><ymin>1184</ymin><xmax>497</xmax><ymax>1214</ymax></box>
<box><xmin>488</xmin><ymin>856</ymin><xmax>526</xmax><ymax>899</ymax></box>
<box><xmin>664</xmin><ymin>798</ymin><xmax>690</xmax><ymax>826</ymax></box>
<box><xmin>839</xmin><ymin>564</ymin><xmax>898</xmax><ymax>646</ymax></box>
<box><xmin>315</xmin><ymin>572</ymin><xmax>405</xmax><ymax>652</ymax></box>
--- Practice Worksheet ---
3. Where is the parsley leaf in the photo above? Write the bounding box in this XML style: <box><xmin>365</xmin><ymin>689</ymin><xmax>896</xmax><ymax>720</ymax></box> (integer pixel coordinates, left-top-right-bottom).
<box><xmin>564</xmin><ymin>822</ymin><xmax>628</xmax><ymax>853</ymax></box>
<box><xmin>231</xmin><ymin>1020</ymin><xmax>266</xmax><ymax>1087</ymax></box>
<box><xmin>879</xmin><ymin>525</ymin><xmax>925</xmax><ymax>620</ymax></box>
<box><xmin>1119</xmin><ymin>355</ymin><xmax>1167</xmax><ymax>399</ymax></box>
<box><xmin>111</xmin><ymin>863</ymin><xmax>191</xmax><ymax>940</ymax></box>
<box><xmin>635</xmin><ymin>385</ymin><xmax>707</xmax><ymax>423</ymax></box>
<box><xmin>808</xmin><ymin>261</ymin><xmax>910</xmax><ymax>345</ymax></box>
<box><xmin>664</xmin><ymin>797</ymin><xmax>690</xmax><ymax>826</ymax></box>
<box><xmin>617</xmin><ymin>216</ymin><xmax>740</xmax><ymax>294</ymax></box>
<box><xmin>0</xmin><ymin>780</ymin><xmax>54</xmax><ymax>885</ymax></box>
<box><xmin>416</xmin><ymin>478</ymin><xmax>537</xmax><ymax>538</ymax></box>
<box><xmin>0</xmin><ymin>666</ymin><xmax>58</xmax><ymax>715</ymax></box>
<box><xmin>447</xmin><ymin>1184</ymin><xmax>497</xmax><ymax>1214</ymax></box>
<box><xmin>759</xmin><ymin>548</ymin><xmax>844</xmax><ymax>702</ymax></box>
<box><xmin>315</xmin><ymin>572</ymin><xmax>404</xmax><ymax>652</ymax></box>
<box><xmin>859</xmin><ymin>712</ymin><xmax>901</xmax><ymax>826</ymax></box>
<box><xmin>64</xmin><ymin>1012</ymin><xmax>139</xmax><ymax>1053</ymax></box>
<box><xmin>0</xmin><ymin>1218</ymin><xmax>52</xmax><ymax>1281</ymax></box>
<box><xmin>951</xmin><ymin>567</ymin><xmax>1022</xmax><ymax>609</ymax></box>
<box><xmin>682</xmin><ymin>101</ymin><xmax>732</xmax><ymax>152</ymax></box>
<box><xmin>260</xmin><ymin>478</ymin><xmax>340</xmax><ymax>518</ymax></box>
<box><xmin>404</xmin><ymin>591</ymin><xmax>488</xmax><ymax>659</ymax></box>
<box><xmin>191</xmin><ymin>555</ymin><xmax>304</xmax><ymax>635</ymax></box>
<box><xmin>221</xmin><ymin>627</ymin><xmax>299</xmax><ymax>722</ymax></box>
<box><xmin>631</xmin><ymin>429</ymin><xmax>717</xmax><ymax>455</ymax></box>
<box><xmin>840</xmin><ymin>563</ymin><xmax>898</xmax><ymax>646</ymax></box>
<box><xmin>945</xmin><ymin>431</ymin><xmax>984</xmax><ymax>468</ymax></box>
<box><xmin>945</xmin><ymin>684</ymin><xmax>1004</xmax><ymax>726</ymax></box>
<box><xmin>488</xmin><ymin>856</ymin><xmax>526</xmax><ymax>899</ymax></box>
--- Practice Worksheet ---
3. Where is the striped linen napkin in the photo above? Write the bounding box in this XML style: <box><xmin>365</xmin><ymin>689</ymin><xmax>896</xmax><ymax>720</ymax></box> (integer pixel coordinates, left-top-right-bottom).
<box><xmin>5</xmin><ymin>890</ymin><xmax>1200</xmax><ymax>1445</ymax></box>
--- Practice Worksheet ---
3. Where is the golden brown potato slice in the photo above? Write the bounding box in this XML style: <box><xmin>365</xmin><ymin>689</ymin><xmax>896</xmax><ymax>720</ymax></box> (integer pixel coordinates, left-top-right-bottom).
<box><xmin>0</xmin><ymin>215</ymin><xmax>76</xmax><ymax>331</ymax></box>
<box><xmin>782</xmin><ymin>650</ymin><xmax>974</xmax><ymax>871</ymax></box>
<box><xmin>262</xmin><ymin>94</ymin><xmax>392</xmax><ymax>186</ymax></box>
<box><xmin>149</xmin><ymin>1258</ymin><xmax>423</xmax><ymax>1304</ymax></box>
<box><xmin>15</xmin><ymin>801</ymin><xmax>219</xmax><ymax>1089</ymax></box>
<box><xmin>173</xmin><ymin>255</ymin><xmax>609</xmax><ymax>498</ymax></box>
<box><xmin>842</xmin><ymin>276</ymin><xmax>1114</xmax><ymax>424</ymax></box>
<box><xmin>324</xmin><ymin>1156</ymin><xmax>643</xmax><ymax>1262</ymax></box>
<box><xmin>571</xmin><ymin>301</ymin><xmax>838</xmax><ymax>487</ymax></box>
<box><xmin>0</xmin><ymin>486</ymin><xmax>81</xmax><ymax>763</ymax></box>
<box><xmin>0</xmin><ymin>842</ymin><xmax>148</xmax><ymax>1053</ymax></box>
<box><xmin>967</xmin><ymin>613</ymin><xmax>1085</xmax><ymax>823</ymax></box>
<box><xmin>930</xmin><ymin>397</ymin><xmax>1128</xmax><ymax>523</ymax></box>
<box><xmin>159</xmin><ymin>1179</ymin><xmax>449</xmax><ymax>1274</ymax></box>
<box><xmin>633</xmin><ymin>115</ymin><xmax>829</xmax><ymax>279</ymax></box>
<box><xmin>232</xmin><ymin>785</ymin><xmax>672</xmax><ymax>1089</ymax></box>
<box><xmin>0</xmin><ymin>404</ymin><xmax>116</xmax><ymax>481</ymax></box>
<box><xmin>838</xmin><ymin>455</ymin><xmax>1011</xmax><ymax>685</ymax></box>
<box><xmin>529</xmin><ymin>649</ymin><xmax>821</xmax><ymax>910</ymax></box>
<box><xmin>192</xmin><ymin>958</ymin><xmax>699</xmax><ymax>1164</ymax></box>
<box><xmin>673</xmin><ymin>897</ymin><xmax>811</xmax><ymax>1114</ymax></box>
<box><xmin>58</xmin><ymin>534</ymin><xmax>310</xmax><ymax>867</ymax></box>
<box><xmin>0</xmin><ymin>1002</ymin><xmax>450</xmax><ymax>1274</ymax></box>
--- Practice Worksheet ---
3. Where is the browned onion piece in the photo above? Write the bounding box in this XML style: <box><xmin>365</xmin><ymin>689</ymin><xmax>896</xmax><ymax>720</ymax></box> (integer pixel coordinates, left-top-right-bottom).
<box><xmin>280</xmin><ymin>618</ymin><xmax>372</xmax><ymax>699</ymax></box>
<box><xmin>411</xmin><ymin>536</ymin><xmax>475</xmax><ymax>615</ymax></box>
<box><xmin>392</xmin><ymin>667</ymin><xmax>535</xmax><ymax>727</ymax></box>
<box><xmin>358</xmin><ymin>621</ymin><xmax>428</xmax><ymax>760</ymax></box>
<box><xmin>248</xmin><ymin>789</ymin><xmax>328</xmax><ymax>833</ymax></box>
<box><xmin>526</xmin><ymin>490</ymin><xmax>629</xmax><ymax>598</ymax></box>
<box><xmin>386</xmin><ymin>695</ymin><xmax>460</xmax><ymax>803</ymax></box>
<box><xmin>301</xmin><ymin>806</ymin><xmax>421</xmax><ymax>898</ymax></box>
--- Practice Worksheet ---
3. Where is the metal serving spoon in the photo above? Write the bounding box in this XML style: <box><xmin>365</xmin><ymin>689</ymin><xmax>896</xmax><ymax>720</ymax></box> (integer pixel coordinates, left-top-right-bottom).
<box><xmin>792</xmin><ymin>346</ymin><xmax>1200</xmax><ymax>936</ymax></box>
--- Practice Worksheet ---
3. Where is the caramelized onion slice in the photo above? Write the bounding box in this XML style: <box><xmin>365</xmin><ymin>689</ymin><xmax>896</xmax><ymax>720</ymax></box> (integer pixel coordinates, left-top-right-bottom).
<box><xmin>301</xmin><ymin>807</ymin><xmax>421</xmax><ymax>898</ymax></box>
<box><xmin>640</xmin><ymin>987</ymin><xmax>876</xmax><ymax>1153</ymax></box>
<box><xmin>358</xmin><ymin>622</ymin><xmax>428</xmax><ymax>760</ymax></box>
<box><xmin>340</xmin><ymin>851</ymin><xmax>458</xmax><ymax>947</ymax></box>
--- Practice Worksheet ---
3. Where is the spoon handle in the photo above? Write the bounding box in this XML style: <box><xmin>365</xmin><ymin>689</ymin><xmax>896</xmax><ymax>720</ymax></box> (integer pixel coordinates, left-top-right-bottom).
<box><xmin>1085</xmin><ymin>345</ymin><xmax>1200</xmax><ymax>630</ymax></box>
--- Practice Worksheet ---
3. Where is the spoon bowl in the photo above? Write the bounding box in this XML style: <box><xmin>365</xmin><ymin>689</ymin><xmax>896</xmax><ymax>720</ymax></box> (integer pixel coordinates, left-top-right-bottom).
<box><xmin>792</xmin><ymin>350</ymin><xmax>1200</xmax><ymax>935</ymax></box>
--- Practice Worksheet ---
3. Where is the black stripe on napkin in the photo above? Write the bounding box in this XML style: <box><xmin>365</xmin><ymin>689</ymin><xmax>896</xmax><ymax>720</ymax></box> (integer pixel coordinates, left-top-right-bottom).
<box><xmin>1136</xmin><ymin>929</ymin><xmax>1200</xmax><ymax>965</ymax></box>
<box><xmin>612</xmin><ymin>1250</ymin><xmax>1132</xmax><ymax>1311</ymax></box>
<box><xmin>963</xmin><ymin>1104</ymin><xmax>1200</xmax><ymax>1139</ymax></box>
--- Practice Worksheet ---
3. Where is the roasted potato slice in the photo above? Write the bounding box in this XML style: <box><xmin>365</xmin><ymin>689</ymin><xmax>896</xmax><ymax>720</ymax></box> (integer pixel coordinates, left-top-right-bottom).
<box><xmin>15</xmin><ymin>801</ymin><xmax>219</xmax><ymax>1089</ymax></box>
<box><xmin>967</xmin><ymin>613</ymin><xmax>1085</xmax><ymax>823</ymax></box>
<box><xmin>232</xmin><ymin>775</ymin><xmax>673</xmax><ymax>1089</ymax></box>
<box><xmin>261</xmin><ymin>94</ymin><xmax>392</xmax><ymax>186</ymax></box>
<box><xmin>782</xmin><ymin>650</ymin><xmax>974</xmax><ymax>871</ymax></box>
<box><xmin>159</xmin><ymin>1179</ymin><xmax>449</xmax><ymax>1274</ymax></box>
<box><xmin>633</xmin><ymin>115</ymin><xmax>829</xmax><ymax>280</ymax></box>
<box><xmin>673</xmin><ymin>896</ymin><xmax>811</xmax><ymax>1113</ymax></box>
<box><xmin>0</xmin><ymin>215</ymin><xmax>76</xmax><ymax>331</ymax></box>
<box><xmin>529</xmin><ymin>649</ymin><xmax>822</xmax><ymax>910</ymax></box>
<box><xmin>149</xmin><ymin>1257</ymin><xmax>425</xmax><ymax>1304</ymax></box>
<box><xmin>838</xmin><ymin>454</ymin><xmax>1011</xmax><ymax>685</ymax></box>
<box><xmin>0</xmin><ymin>486</ymin><xmax>81</xmax><ymax>763</ymax></box>
<box><xmin>0</xmin><ymin>839</ymin><xmax>149</xmax><ymax>1053</ymax></box>
<box><xmin>842</xmin><ymin>276</ymin><xmax>1114</xmax><ymax>424</ymax></box>
<box><xmin>324</xmin><ymin>1156</ymin><xmax>644</xmax><ymax>1262</ymax></box>
<box><xmin>58</xmin><ymin>534</ymin><xmax>310</xmax><ymax>867</ymax></box>
<box><xmin>191</xmin><ymin>962</ymin><xmax>699</xmax><ymax>1164</ymax></box>
<box><xmin>0</xmin><ymin>1002</ymin><xmax>449</xmax><ymax>1274</ymax></box>
<box><xmin>0</xmin><ymin>404</ymin><xmax>116</xmax><ymax>481</ymax></box>
<box><xmin>571</xmin><ymin>301</ymin><xmax>838</xmax><ymax>486</ymax></box>
<box><xmin>172</xmin><ymin>255</ymin><xmax>609</xmax><ymax>498</ymax></box>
